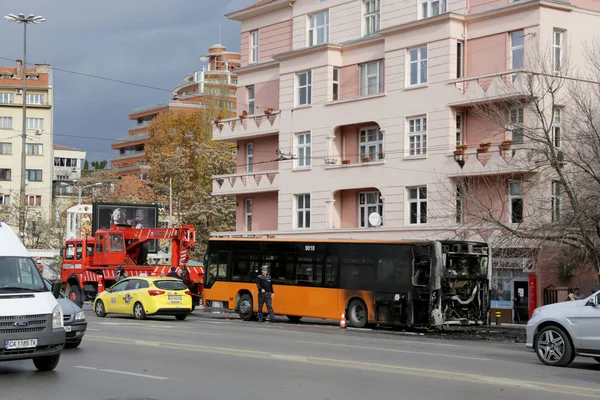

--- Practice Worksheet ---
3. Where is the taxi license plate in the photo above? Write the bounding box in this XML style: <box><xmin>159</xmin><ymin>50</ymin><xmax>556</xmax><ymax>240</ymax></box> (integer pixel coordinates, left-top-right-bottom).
<box><xmin>5</xmin><ymin>339</ymin><xmax>38</xmax><ymax>350</ymax></box>
<box><xmin>168</xmin><ymin>295</ymin><xmax>182</xmax><ymax>301</ymax></box>
<box><xmin>64</xmin><ymin>326</ymin><xmax>72</xmax><ymax>332</ymax></box>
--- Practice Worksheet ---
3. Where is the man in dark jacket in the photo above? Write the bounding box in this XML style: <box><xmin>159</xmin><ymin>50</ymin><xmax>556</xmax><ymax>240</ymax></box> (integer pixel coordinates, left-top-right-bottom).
<box><xmin>167</xmin><ymin>267</ymin><xmax>180</xmax><ymax>279</ymax></box>
<box><xmin>256</xmin><ymin>264</ymin><xmax>275</xmax><ymax>323</ymax></box>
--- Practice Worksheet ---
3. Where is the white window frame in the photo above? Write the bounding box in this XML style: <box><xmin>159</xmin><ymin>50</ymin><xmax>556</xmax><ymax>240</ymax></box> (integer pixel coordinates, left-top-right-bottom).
<box><xmin>359</xmin><ymin>191</ymin><xmax>383</xmax><ymax>228</ymax></box>
<box><xmin>0</xmin><ymin>142</ymin><xmax>11</xmax><ymax>155</ymax></box>
<box><xmin>246</xmin><ymin>143</ymin><xmax>254</xmax><ymax>173</ymax></box>
<box><xmin>245</xmin><ymin>199</ymin><xmax>253</xmax><ymax>231</ymax></box>
<box><xmin>25</xmin><ymin>143</ymin><xmax>43</xmax><ymax>156</ymax></box>
<box><xmin>363</xmin><ymin>0</ymin><xmax>380</xmax><ymax>36</ymax></box>
<box><xmin>421</xmin><ymin>0</ymin><xmax>446</xmax><ymax>19</ymax></box>
<box><xmin>309</xmin><ymin>10</ymin><xmax>329</xmax><ymax>46</ymax></box>
<box><xmin>247</xmin><ymin>85</ymin><xmax>255</xmax><ymax>115</ymax></box>
<box><xmin>552</xmin><ymin>30</ymin><xmax>563</xmax><ymax>73</ymax></box>
<box><xmin>27</xmin><ymin>195</ymin><xmax>41</xmax><ymax>207</ymax></box>
<box><xmin>359</xmin><ymin>127</ymin><xmax>383</xmax><ymax>161</ymax></box>
<box><xmin>332</xmin><ymin>67</ymin><xmax>340</xmax><ymax>101</ymax></box>
<box><xmin>456</xmin><ymin>113</ymin><xmax>464</xmax><ymax>146</ymax></box>
<box><xmin>409</xmin><ymin>46</ymin><xmax>428</xmax><ymax>86</ymax></box>
<box><xmin>509</xmin><ymin>180</ymin><xmax>523</xmax><ymax>223</ymax></box>
<box><xmin>250</xmin><ymin>30</ymin><xmax>259</xmax><ymax>64</ymax></box>
<box><xmin>552</xmin><ymin>107</ymin><xmax>561</xmax><ymax>148</ymax></box>
<box><xmin>0</xmin><ymin>93</ymin><xmax>14</xmax><ymax>104</ymax></box>
<box><xmin>0</xmin><ymin>193</ymin><xmax>9</xmax><ymax>205</ymax></box>
<box><xmin>26</xmin><ymin>169</ymin><xmax>43</xmax><ymax>181</ymax></box>
<box><xmin>297</xmin><ymin>70</ymin><xmax>312</xmax><ymax>106</ymax></box>
<box><xmin>296</xmin><ymin>193</ymin><xmax>311</xmax><ymax>229</ymax></box>
<box><xmin>408</xmin><ymin>116</ymin><xmax>427</xmax><ymax>156</ymax></box>
<box><xmin>457</xmin><ymin>41</ymin><xmax>464</xmax><ymax>78</ymax></box>
<box><xmin>551</xmin><ymin>181</ymin><xmax>562</xmax><ymax>222</ymax></box>
<box><xmin>0</xmin><ymin>116</ymin><xmax>12</xmax><ymax>129</ymax></box>
<box><xmin>360</xmin><ymin>60</ymin><xmax>384</xmax><ymax>96</ymax></box>
<box><xmin>510</xmin><ymin>31</ymin><xmax>525</xmax><ymax>70</ymax></box>
<box><xmin>408</xmin><ymin>186</ymin><xmax>428</xmax><ymax>225</ymax></box>
<box><xmin>25</xmin><ymin>117</ymin><xmax>44</xmax><ymax>131</ymax></box>
<box><xmin>296</xmin><ymin>132</ymin><xmax>311</xmax><ymax>168</ymax></box>
<box><xmin>509</xmin><ymin>107</ymin><xmax>524</xmax><ymax>144</ymax></box>
<box><xmin>26</xmin><ymin>94</ymin><xmax>44</xmax><ymax>104</ymax></box>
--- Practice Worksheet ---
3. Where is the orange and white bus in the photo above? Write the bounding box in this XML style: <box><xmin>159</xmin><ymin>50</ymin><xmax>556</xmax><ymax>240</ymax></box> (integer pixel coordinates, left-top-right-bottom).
<box><xmin>202</xmin><ymin>238</ymin><xmax>491</xmax><ymax>328</ymax></box>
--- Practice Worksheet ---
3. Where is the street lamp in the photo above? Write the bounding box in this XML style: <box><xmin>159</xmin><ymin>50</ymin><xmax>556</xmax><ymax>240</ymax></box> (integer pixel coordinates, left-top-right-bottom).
<box><xmin>78</xmin><ymin>182</ymin><xmax>105</xmax><ymax>206</ymax></box>
<box><xmin>4</xmin><ymin>13</ymin><xmax>46</xmax><ymax>238</ymax></box>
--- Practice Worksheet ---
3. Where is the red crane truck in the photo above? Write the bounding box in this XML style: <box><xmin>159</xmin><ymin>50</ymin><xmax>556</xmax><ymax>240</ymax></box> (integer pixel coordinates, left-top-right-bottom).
<box><xmin>60</xmin><ymin>224</ymin><xmax>203</xmax><ymax>309</ymax></box>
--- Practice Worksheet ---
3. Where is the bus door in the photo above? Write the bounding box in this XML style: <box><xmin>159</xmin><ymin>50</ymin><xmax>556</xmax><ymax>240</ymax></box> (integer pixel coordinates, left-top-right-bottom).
<box><xmin>203</xmin><ymin>251</ymin><xmax>230</xmax><ymax>308</ymax></box>
<box><xmin>292</xmin><ymin>242</ymin><xmax>326</xmax><ymax>317</ymax></box>
<box><xmin>411</xmin><ymin>245</ymin><xmax>432</xmax><ymax>325</ymax></box>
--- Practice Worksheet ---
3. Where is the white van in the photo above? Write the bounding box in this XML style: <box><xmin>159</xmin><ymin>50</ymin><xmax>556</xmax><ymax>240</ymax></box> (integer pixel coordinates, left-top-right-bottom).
<box><xmin>0</xmin><ymin>222</ymin><xmax>65</xmax><ymax>371</ymax></box>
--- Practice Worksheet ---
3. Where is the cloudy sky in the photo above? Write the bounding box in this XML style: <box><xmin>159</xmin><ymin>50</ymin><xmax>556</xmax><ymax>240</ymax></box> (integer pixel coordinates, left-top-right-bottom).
<box><xmin>2</xmin><ymin>0</ymin><xmax>255</xmax><ymax>162</ymax></box>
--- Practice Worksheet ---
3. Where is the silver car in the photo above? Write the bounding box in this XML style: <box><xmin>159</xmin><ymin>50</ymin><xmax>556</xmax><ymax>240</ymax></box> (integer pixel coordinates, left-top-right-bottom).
<box><xmin>526</xmin><ymin>290</ymin><xmax>600</xmax><ymax>366</ymax></box>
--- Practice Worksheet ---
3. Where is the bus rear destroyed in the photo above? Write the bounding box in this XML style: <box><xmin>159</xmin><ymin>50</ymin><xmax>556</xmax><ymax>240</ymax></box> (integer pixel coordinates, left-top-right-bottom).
<box><xmin>202</xmin><ymin>238</ymin><xmax>490</xmax><ymax>328</ymax></box>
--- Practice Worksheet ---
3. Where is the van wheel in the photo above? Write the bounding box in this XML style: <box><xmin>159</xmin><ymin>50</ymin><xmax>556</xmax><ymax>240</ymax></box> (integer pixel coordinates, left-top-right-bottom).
<box><xmin>347</xmin><ymin>299</ymin><xmax>368</xmax><ymax>328</ymax></box>
<box><xmin>67</xmin><ymin>285</ymin><xmax>83</xmax><ymax>307</ymax></box>
<box><xmin>33</xmin><ymin>354</ymin><xmax>60</xmax><ymax>371</ymax></box>
<box><xmin>133</xmin><ymin>302</ymin><xmax>146</xmax><ymax>320</ymax></box>
<box><xmin>534</xmin><ymin>325</ymin><xmax>574</xmax><ymax>367</ymax></box>
<box><xmin>287</xmin><ymin>316</ymin><xmax>302</xmax><ymax>323</ymax></box>
<box><xmin>95</xmin><ymin>300</ymin><xmax>106</xmax><ymax>317</ymax></box>
<box><xmin>238</xmin><ymin>294</ymin><xmax>254</xmax><ymax>321</ymax></box>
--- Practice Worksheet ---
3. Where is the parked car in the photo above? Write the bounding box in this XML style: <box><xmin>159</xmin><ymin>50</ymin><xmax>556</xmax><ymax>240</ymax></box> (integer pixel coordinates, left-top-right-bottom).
<box><xmin>94</xmin><ymin>277</ymin><xmax>192</xmax><ymax>321</ymax></box>
<box><xmin>526</xmin><ymin>290</ymin><xmax>600</xmax><ymax>367</ymax></box>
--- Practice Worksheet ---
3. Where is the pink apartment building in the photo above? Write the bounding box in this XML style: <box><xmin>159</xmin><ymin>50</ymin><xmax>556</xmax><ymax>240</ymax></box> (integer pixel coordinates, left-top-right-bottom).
<box><xmin>210</xmin><ymin>0</ymin><xmax>600</xmax><ymax>322</ymax></box>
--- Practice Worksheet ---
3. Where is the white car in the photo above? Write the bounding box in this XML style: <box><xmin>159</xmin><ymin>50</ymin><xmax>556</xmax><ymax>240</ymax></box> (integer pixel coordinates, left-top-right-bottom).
<box><xmin>526</xmin><ymin>290</ymin><xmax>600</xmax><ymax>367</ymax></box>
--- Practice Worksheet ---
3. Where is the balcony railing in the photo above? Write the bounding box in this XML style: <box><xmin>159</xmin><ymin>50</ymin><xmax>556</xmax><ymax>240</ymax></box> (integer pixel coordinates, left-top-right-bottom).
<box><xmin>111</xmin><ymin>150</ymin><xmax>146</xmax><ymax>162</ymax></box>
<box><xmin>115</xmin><ymin>164</ymin><xmax>151</xmax><ymax>173</ymax></box>
<box><xmin>111</xmin><ymin>132</ymin><xmax>150</xmax><ymax>147</ymax></box>
<box><xmin>213</xmin><ymin>111</ymin><xmax>280</xmax><ymax>142</ymax></box>
<box><xmin>448</xmin><ymin>70</ymin><xmax>528</xmax><ymax>106</ymax></box>
<box><xmin>130</xmin><ymin>120</ymin><xmax>150</xmax><ymax>130</ymax></box>
<box><xmin>212</xmin><ymin>170</ymin><xmax>279</xmax><ymax>196</ymax></box>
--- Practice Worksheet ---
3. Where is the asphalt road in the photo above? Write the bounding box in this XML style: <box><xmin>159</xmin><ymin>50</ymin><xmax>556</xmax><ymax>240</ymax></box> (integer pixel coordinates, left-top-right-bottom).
<box><xmin>1</xmin><ymin>309</ymin><xmax>599</xmax><ymax>400</ymax></box>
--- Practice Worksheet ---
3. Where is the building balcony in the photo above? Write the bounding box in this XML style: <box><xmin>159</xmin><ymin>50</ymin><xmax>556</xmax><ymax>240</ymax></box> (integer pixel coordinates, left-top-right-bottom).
<box><xmin>213</xmin><ymin>111</ymin><xmax>280</xmax><ymax>142</ymax></box>
<box><xmin>111</xmin><ymin>150</ymin><xmax>146</xmax><ymax>163</ymax></box>
<box><xmin>447</xmin><ymin>145</ymin><xmax>536</xmax><ymax>178</ymax></box>
<box><xmin>448</xmin><ymin>70</ymin><xmax>529</xmax><ymax>107</ymax></box>
<box><xmin>111</xmin><ymin>132</ymin><xmax>150</xmax><ymax>149</ymax></box>
<box><xmin>212</xmin><ymin>170</ymin><xmax>279</xmax><ymax>196</ymax></box>
<box><xmin>114</xmin><ymin>164</ymin><xmax>151</xmax><ymax>174</ymax></box>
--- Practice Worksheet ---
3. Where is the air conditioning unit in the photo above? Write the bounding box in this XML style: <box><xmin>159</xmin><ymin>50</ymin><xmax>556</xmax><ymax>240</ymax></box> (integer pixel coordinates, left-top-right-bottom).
<box><xmin>35</xmin><ymin>130</ymin><xmax>41</xmax><ymax>135</ymax></box>
<box><xmin>15</xmin><ymin>89</ymin><xmax>23</xmax><ymax>95</ymax></box>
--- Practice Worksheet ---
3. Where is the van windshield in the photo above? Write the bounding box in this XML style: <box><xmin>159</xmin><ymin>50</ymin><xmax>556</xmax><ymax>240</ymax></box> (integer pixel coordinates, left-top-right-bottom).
<box><xmin>0</xmin><ymin>256</ymin><xmax>47</xmax><ymax>292</ymax></box>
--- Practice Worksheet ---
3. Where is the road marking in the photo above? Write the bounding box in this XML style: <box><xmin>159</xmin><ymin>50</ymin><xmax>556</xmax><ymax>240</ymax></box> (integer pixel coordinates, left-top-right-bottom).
<box><xmin>271</xmin><ymin>354</ymin><xmax>308</xmax><ymax>362</ymax></box>
<box><xmin>295</xmin><ymin>340</ymin><xmax>484</xmax><ymax>360</ymax></box>
<box><xmin>299</xmin><ymin>338</ymin><xmax>459</xmax><ymax>348</ymax></box>
<box><xmin>85</xmin><ymin>334</ymin><xmax>600</xmax><ymax>398</ymax></box>
<box><xmin>86</xmin><ymin>328</ymin><xmax>101</xmax><ymax>331</ymax></box>
<box><xmin>73</xmin><ymin>365</ymin><xmax>168</xmax><ymax>380</ymax></box>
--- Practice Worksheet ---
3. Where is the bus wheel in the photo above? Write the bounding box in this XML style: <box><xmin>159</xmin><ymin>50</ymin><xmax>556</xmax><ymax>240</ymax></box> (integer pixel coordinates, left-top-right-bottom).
<box><xmin>286</xmin><ymin>316</ymin><xmax>302</xmax><ymax>323</ymax></box>
<box><xmin>238</xmin><ymin>294</ymin><xmax>254</xmax><ymax>321</ymax></box>
<box><xmin>348</xmin><ymin>299</ymin><xmax>368</xmax><ymax>328</ymax></box>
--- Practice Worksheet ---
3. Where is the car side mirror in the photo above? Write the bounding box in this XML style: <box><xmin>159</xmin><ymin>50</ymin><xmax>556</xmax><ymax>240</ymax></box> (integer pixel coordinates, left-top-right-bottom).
<box><xmin>587</xmin><ymin>296</ymin><xmax>598</xmax><ymax>307</ymax></box>
<box><xmin>60</xmin><ymin>249</ymin><xmax>64</xmax><ymax>257</ymax></box>
<box><xmin>51</xmin><ymin>282</ymin><xmax>62</xmax><ymax>299</ymax></box>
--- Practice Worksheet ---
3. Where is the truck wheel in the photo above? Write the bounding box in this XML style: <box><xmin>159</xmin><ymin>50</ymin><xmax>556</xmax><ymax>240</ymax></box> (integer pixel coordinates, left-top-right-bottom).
<box><xmin>238</xmin><ymin>294</ymin><xmax>255</xmax><ymax>321</ymax></box>
<box><xmin>95</xmin><ymin>300</ymin><xmax>106</xmax><ymax>317</ymax></box>
<box><xmin>534</xmin><ymin>325</ymin><xmax>575</xmax><ymax>367</ymax></box>
<box><xmin>67</xmin><ymin>285</ymin><xmax>83</xmax><ymax>307</ymax></box>
<box><xmin>133</xmin><ymin>302</ymin><xmax>146</xmax><ymax>320</ymax></box>
<box><xmin>33</xmin><ymin>354</ymin><xmax>60</xmax><ymax>371</ymax></box>
<box><xmin>347</xmin><ymin>299</ymin><xmax>368</xmax><ymax>328</ymax></box>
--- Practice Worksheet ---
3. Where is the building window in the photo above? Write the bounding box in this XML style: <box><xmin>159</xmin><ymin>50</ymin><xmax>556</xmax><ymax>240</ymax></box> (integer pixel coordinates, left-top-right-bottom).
<box><xmin>0</xmin><ymin>194</ymin><xmax>9</xmax><ymax>205</ymax></box>
<box><xmin>26</xmin><ymin>169</ymin><xmax>42</xmax><ymax>181</ymax></box>
<box><xmin>332</xmin><ymin>68</ymin><xmax>340</xmax><ymax>101</ymax></box>
<box><xmin>553</xmin><ymin>30</ymin><xmax>563</xmax><ymax>73</ymax></box>
<box><xmin>27</xmin><ymin>195</ymin><xmax>42</xmax><ymax>207</ymax></box>
<box><xmin>421</xmin><ymin>0</ymin><xmax>446</xmax><ymax>18</ymax></box>
<box><xmin>510</xmin><ymin>31</ymin><xmax>525</xmax><ymax>70</ymax></box>
<box><xmin>360</xmin><ymin>60</ymin><xmax>384</xmax><ymax>96</ymax></box>
<box><xmin>0</xmin><ymin>142</ymin><xmax>12</xmax><ymax>155</ymax></box>
<box><xmin>0</xmin><ymin>93</ymin><xmax>14</xmax><ymax>104</ymax></box>
<box><xmin>25</xmin><ymin>143</ymin><xmax>43</xmax><ymax>155</ymax></box>
<box><xmin>363</xmin><ymin>0</ymin><xmax>380</xmax><ymax>36</ymax></box>
<box><xmin>297</xmin><ymin>70</ymin><xmax>312</xmax><ymax>106</ymax></box>
<box><xmin>54</xmin><ymin>157</ymin><xmax>78</xmax><ymax>167</ymax></box>
<box><xmin>551</xmin><ymin>181</ymin><xmax>562</xmax><ymax>222</ymax></box>
<box><xmin>456</xmin><ymin>184</ymin><xmax>463</xmax><ymax>224</ymax></box>
<box><xmin>296</xmin><ymin>194</ymin><xmax>311</xmax><ymax>228</ymax></box>
<box><xmin>408</xmin><ymin>186</ymin><xmax>427</xmax><ymax>225</ymax></box>
<box><xmin>309</xmin><ymin>10</ymin><xmax>328</xmax><ymax>46</ymax></box>
<box><xmin>509</xmin><ymin>180</ymin><xmax>523</xmax><ymax>223</ymax></box>
<box><xmin>456</xmin><ymin>113</ymin><xmax>463</xmax><ymax>146</ymax></box>
<box><xmin>457</xmin><ymin>41</ymin><xmax>464</xmax><ymax>78</ymax></box>
<box><xmin>0</xmin><ymin>117</ymin><xmax>12</xmax><ymax>129</ymax></box>
<box><xmin>26</xmin><ymin>94</ymin><xmax>44</xmax><ymax>104</ymax></box>
<box><xmin>246</xmin><ymin>143</ymin><xmax>254</xmax><ymax>173</ymax></box>
<box><xmin>296</xmin><ymin>132</ymin><xmax>311</xmax><ymax>168</ymax></box>
<box><xmin>409</xmin><ymin>46</ymin><xmax>428</xmax><ymax>86</ymax></box>
<box><xmin>359</xmin><ymin>127</ymin><xmax>383</xmax><ymax>161</ymax></box>
<box><xmin>0</xmin><ymin>168</ymin><xmax>11</xmax><ymax>181</ymax></box>
<box><xmin>552</xmin><ymin>107</ymin><xmax>561</xmax><ymax>148</ymax></box>
<box><xmin>250</xmin><ymin>30</ymin><xmax>259</xmax><ymax>63</ymax></box>
<box><xmin>247</xmin><ymin>86</ymin><xmax>255</xmax><ymax>115</ymax></box>
<box><xmin>359</xmin><ymin>191</ymin><xmax>383</xmax><ymax>228</ymax></box>
<box><xmin>25</xmin><ymin>117</ymin><xmax>44</xmax><ymax>130</ymax></box>
<box><xmin>509</xmin><ymin>107</ymin><xmax>524</xmax><ymax>144</ymax></box>
<box><xmin>245</xmin><ymin>199</ymin><xmax>253</xmax><ymax>231</ymax></box>
<box><xmin>408</xmin><ymin>116</ymin><xmax>427</xmax><ymax>156</ymax></box>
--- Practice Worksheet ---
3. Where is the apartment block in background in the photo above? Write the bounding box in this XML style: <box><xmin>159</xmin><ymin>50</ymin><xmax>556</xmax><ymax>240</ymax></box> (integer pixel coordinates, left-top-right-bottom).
<box><xmin>0</xmin><ymin>60</ymin><xmax>54</xmax><ymax>224</ymax></box>
<box><xmin>111</xmin><ymin>44</ymin><xmax>241</xmax><ymax>179</ymax></box>
<box><xmin>210</xmin><ymin>0</ymin><xmax>600</xmax><ymax>322</ymax></box>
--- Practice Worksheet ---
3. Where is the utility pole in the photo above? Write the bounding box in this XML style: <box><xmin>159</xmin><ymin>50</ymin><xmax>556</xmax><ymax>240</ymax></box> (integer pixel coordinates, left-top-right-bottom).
<box><xmin>169</xmin><ymin>177</ymin><xmax>173</xmax><ymax>228</ymax></box>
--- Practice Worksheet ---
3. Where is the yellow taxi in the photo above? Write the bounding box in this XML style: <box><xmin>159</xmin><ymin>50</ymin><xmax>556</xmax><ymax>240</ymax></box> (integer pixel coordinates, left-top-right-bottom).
<box><xmin>94</xmin><ymin>277</ymin><xmax>192</xmax><ymax>321</ymax></box>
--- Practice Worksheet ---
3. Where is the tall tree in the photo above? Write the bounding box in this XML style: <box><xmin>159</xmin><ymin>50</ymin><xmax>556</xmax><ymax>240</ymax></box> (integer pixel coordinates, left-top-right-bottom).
<box><xmin>75</xmin><ymin>169</ymin><xmax>158</xmax><ymax>204</ymax></box>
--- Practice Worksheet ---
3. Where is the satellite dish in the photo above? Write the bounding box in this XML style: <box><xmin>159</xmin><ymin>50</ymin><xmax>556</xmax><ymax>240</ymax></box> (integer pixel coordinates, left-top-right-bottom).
<box><xmin>368</xmin><ymin>212</ymin><xmax>382</xmax><ymax>227</ymax></box>
<box><xmin>199</xmin><ymin>56</ymin><xmax>210</xmax><ymax>62</ymax></box>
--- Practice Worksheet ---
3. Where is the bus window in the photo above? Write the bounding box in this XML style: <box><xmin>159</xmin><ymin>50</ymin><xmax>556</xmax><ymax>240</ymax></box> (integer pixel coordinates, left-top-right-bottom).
<box><xmin>232</xmin><ymin>252</ymin><xmax>259</xmax><ymax>282</ymax></box>
<box><xmin>205</xmin><ymin>252</ymin><xmax>229</xmax><ymax>289</ymax></box>
<box><xmin>324</xmin><ymin>256</ymin><xmax>339</xmax><ymax>287</ymax></box>
<box><xmin>295</xmin><ymin>255</ymin><xmax>323</xmax><ymax>286</ymax></box>
<box><xmin>110</xmin><ymin>234</ymin><xmax>124</xmax><ymax>252</ymax></box>
<box><xmin>413</xmin><ymin>257</ymin><xmax>430</xmax><ymax>286</ymax></box>
<box><xmin>75</xmin><ymin>244</ymin><xmax>83</xmax><ymax>261</ymax></box>
<box><xmin>377</xmin><ymin>259</ymin><xmax>412</xmax><ymax>292</ymax></box>
<box><xmin>340</xmin><ymin>257</ymin><xmax>376</xmax><ymax>290</ymax></box>
<box><xmin>65</xmin><ymin>244</ymin><xmax>75</xmax><ymax>260</ymax></box>
<box><xmin>96</xmin><ymin>235</ymin><xmax>104</xmax><ymax>253</ymax></box>
<box><xmin>266</xmin><ymin>254</ymin><xmax>295</xmax><ymax>285</ymax></box>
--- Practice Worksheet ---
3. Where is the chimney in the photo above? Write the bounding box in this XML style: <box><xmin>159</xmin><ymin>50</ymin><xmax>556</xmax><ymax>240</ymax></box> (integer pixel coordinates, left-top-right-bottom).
<box><xmin>16</xmin><ymin>60</ymin><xmax>23</xmax><ymax>79</ymax></box>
